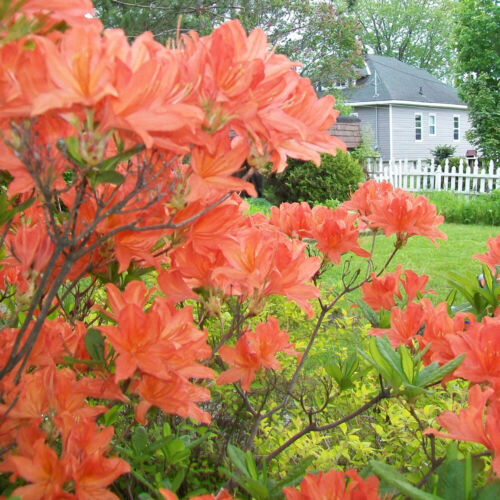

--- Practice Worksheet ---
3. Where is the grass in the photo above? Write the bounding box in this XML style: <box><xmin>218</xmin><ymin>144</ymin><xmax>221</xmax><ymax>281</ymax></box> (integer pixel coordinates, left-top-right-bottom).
<box><xmin>323</xmin><ymin>223</ymin><xmax>500</xmax><ymax>304</ymax></box>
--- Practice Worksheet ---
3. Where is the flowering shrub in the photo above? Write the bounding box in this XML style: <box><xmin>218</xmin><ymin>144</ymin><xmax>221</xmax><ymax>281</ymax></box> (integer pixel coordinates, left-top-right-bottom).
<box><xmin>1</xmin><ymin>2</ymin><xmax>500</xmax><ymax>499</ymax></box>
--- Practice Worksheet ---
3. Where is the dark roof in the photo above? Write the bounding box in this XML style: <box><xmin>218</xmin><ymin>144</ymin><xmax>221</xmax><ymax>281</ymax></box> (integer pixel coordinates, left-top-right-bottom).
<box><xmin>344</xmin><ymin>55</ymin><xmax>464</xmax><ymax>106</ymax></box>
<box><xmin>329</xmin><ymin>116</ymin><xmax>361</xmax><ymax>150</ymax></box>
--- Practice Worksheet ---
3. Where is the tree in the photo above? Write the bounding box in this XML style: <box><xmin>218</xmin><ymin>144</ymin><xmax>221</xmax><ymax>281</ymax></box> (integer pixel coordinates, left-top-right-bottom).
<box><xmin>93</xmin><ymin>0</ymin><xmax>363</xmax><ymax>93</ymax></box>
<box><xmin>454</xmin><ymin>0</ymin><xmax>500</xmax><ymax>161</ymax></box>
<box><xmin>354</xmin><ymin>0</ymin><xmax>456</xmax><ymax>81</ymax></box>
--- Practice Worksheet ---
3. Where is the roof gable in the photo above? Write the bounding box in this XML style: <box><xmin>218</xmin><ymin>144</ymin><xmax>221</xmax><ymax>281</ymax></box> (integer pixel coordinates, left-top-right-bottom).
<box><xmin>344</xmin><ymin>55</ymin><xmax>464</xmax><ymax>106</ymax></box>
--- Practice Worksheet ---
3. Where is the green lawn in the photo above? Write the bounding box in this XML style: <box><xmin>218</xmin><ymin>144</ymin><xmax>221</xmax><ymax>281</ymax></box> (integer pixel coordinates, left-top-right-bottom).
<box><xmin>323</xmin><ymin>223</ymin><xmax>500</xmax><ymax>304</ymax></box>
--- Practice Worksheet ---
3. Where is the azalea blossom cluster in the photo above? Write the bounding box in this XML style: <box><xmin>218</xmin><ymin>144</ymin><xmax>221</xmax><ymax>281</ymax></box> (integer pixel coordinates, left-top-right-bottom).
<box><xmin>363</xmin><ymin>234</ymin><xmax>500</xmax><ymax>476</ymax></box>
<box><xmin>0</xmin><ymin>0</ymin><xmax>360</xmax><ymax>497</ymax></box>
<box><xmin>1</xmin><ymin>0</ymin><xmax>499</xmax><ymax>498</ymax></box>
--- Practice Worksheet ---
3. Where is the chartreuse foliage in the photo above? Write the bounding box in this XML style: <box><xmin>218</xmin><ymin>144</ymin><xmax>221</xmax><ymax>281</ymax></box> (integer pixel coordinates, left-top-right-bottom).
<box><xmin>2</xmin><ymin>1</ymin><xmax>500</xmax><ymax>500</ymax></box>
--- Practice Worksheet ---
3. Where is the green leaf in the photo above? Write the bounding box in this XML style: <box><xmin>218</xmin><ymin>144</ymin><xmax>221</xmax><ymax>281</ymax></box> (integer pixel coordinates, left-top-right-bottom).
<box><xmin>169</xmin><ymin>469</ymin><xmax>186</xmax><ymax>493</ymax></box>
<box><xmin>435</xmin><ymin>458</ymin><xmax>465</xmax><ymax>500</ymax></box>
<box><xmin>370</xmin><ymin>461</ymin><xmax>442</xmax><ymax>500</ymax></box>
<box><xmin>399</xmin><ymin>344</ymin><xmax>415</xmax><ymax>383</ymax></box>
<box><xmin>94</xmin><ymin>170</ymin><xmax>125</xmax><ymax>186</ymax></box>
<box><xmin>227</xmin><ymin>444</ymin><xmax>250</xmax><ymax>478</ymax></box>
<box><xmin>245</xmin><ymin>450</ymin><xmax>258</xmax><ymax>480</ymax></box>
<box><xmin>131</xmin><ymin>426</ymin><xmax>149</xmax><ymax>455</ymax></box>
<box><xmin>98</xmin><ymin>144</ymin><xmax>145</xmax><ymax>171</ymax></box>
<box><xmin>475</xmin><ymin>481</ymin><xmax>500</xmax><ymax>500</ymax></box>
<box><xmin>84</xmin><ymin>328</ymin><xmax>105</xmax><ymax>361</ymax></box>
<box><xmin>0</xmin><ymin>195</ymin><xmax>35</xmax><ymax>225</ymax></box>
<box><xmin>101</xmin><ymin>404</ymin><xmax>121</xmax><ymax>426</ymax></box>
<box><xmin>66</xmin><ymin>136</ymin><xmax>82</xmax><ymax>163</ymax></box>
<box><xmin>239</xmin><ymin>477</ymin><xmax>270</xmax><ymax>499</ymax></box>
<box><xmin>416</xmin><ymin>355</ymin><xmax>464</xmax><ymax>387</ymax></box>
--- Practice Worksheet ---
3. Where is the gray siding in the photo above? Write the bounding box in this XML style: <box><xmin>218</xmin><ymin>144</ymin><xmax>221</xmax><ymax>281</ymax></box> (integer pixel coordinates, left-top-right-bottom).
<box><xmin>391</xmin><ymin>106</ymin><xmax>473</xmax><ymax>160</ymax></box>
<box><xmin>354</xmin><ymin>106</ymin><xmax>390</xmax><ymax>159</ymax></box>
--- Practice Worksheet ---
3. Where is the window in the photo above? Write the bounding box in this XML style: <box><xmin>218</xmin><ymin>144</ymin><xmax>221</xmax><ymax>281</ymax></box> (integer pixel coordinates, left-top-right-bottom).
<box><xmin>429</xmin><ymin>114</ymin><xmax>436</xmax><ymax>136</ymax></box>
<box><xmin>415</xmin><ymin>113</ymin><xmax>422</xmax><ymax>141</ymax></box>
<box><xmin>453</xmin><ymin>115</ymin><xmax>460</xmax><ymax>140</ymax></box>
<box><xmin>333</xmin><ymin>79</ymin><xmax>351</xmax><ymax>89</ymax></box>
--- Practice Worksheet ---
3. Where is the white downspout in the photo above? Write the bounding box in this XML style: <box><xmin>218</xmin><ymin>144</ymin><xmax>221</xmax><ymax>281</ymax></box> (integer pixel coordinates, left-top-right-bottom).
<box><xmin>389</xmin><ymin>104</ymin><xmax>393</xmax><ymax>161</ymax></box>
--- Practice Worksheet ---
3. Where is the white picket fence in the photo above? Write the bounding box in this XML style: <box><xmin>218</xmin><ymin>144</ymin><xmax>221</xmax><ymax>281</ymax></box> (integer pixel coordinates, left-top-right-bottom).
<box><xmin>365</xmin><ymin>158</ymin><xmax>500</xmax><ymax>194</ymax></box>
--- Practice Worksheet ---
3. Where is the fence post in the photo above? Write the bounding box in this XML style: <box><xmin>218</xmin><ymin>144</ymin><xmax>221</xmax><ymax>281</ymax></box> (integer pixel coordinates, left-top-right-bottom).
<box><xmin>435</xmin><ymin>164</ymin><xmax>442</xmax><ymax>191</ymax></box>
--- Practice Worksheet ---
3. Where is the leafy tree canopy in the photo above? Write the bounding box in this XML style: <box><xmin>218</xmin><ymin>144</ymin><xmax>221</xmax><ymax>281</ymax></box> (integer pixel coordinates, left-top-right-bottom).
<box><xmin>93</xmin><ymin>0</ymin><xmax>363</xmax><ymax>94</ymax></box>
<box><xmin>454</xmin><ymin>0</ymin><xmax>500</xmax><ymax>161</ymax></box>
<box><xmin>353</xmin><ymin>0</ymin><xmax>456</xmax><ymax>81</ymax></box>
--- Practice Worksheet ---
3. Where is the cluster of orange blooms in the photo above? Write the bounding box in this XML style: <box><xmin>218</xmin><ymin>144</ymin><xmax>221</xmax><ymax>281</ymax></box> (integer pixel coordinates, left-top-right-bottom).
<box><xmin>360</xmin><ymin>233</ymin><xmax>500</xmax><ymax>477</ymax></box>
<box><xmin>0</xmin><ymin>0</ymin><xmax>499</xmax><ymax>499</ymax></box>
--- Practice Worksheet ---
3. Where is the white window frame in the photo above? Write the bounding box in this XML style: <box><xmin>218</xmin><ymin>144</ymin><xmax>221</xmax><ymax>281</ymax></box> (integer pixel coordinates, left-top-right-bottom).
<box><xmin>333</xmin><ymin>79</ymin><xmax>350</xmax><ymax>89</ymax></box>
<box><xmin>415</xmin><ymin>113</ymin><xmax>423</xmax><ymax>142</ymax></box>
<box><xmin>428</xmin><ymin>114</ymin><xmax>436</xmax><ymax>136</ymax></box>
<box><xmin>453</xmin><ymin>115</ymin><xmax>460</xmax><ymax>141</ymax></box>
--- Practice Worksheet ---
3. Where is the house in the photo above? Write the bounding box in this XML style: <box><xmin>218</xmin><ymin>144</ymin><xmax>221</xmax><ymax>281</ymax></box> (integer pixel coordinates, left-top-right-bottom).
<box><xmin>343</xmin><ymin>55</ymin><xmax>474</xmax><ymax>161</ymax></box>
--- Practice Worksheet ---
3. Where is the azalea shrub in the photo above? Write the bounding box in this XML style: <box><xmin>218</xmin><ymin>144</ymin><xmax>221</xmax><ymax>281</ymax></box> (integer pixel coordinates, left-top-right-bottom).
<box><xmin>1</xmin><ymin>2</ymin><xmax>500</xmax><ymax>500</ymax></box>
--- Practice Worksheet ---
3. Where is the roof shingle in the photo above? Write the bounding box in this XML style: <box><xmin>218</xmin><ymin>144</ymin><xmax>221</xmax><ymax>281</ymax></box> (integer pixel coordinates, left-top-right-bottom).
<box><xmin>344</xmin><ymin>55</ymin><xmax>464</xmax><ymax>106</ymax></box>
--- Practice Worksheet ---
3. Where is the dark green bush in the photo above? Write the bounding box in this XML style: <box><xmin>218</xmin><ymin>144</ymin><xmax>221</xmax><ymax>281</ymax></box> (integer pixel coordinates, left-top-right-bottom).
<box><xmin>424</xmin><ymin>189</ymin><xmax>500</xmax><ymax>225</ymax></box>
<box><xmin>264</xmin><ymin>150</ymin><xmax>365</xmax><ymax>205</ymax></box>
<box><xmin>440</xmin><ymin>156</ymin><xmax>461</xmax><ymax>169</ymax></box>
<box><xmin>431</xmin><ymin>144</ymin><xmax>456</xmax><ymax>163</ymax></box>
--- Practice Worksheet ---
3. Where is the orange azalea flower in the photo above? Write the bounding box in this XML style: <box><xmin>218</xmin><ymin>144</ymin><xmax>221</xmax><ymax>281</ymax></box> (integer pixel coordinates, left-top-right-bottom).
<box><xmin>62</xmin><ymin>420</ymin><xmax>130</xmax><ymax>499</ymax></box>
<box><xmin>217</xmin><ymin>332</ymin><xmax>261</xmax><ymax>391</ymax></box>
<box><xmin>0</xmin><ymin>366</ymin><xmax>105</xmax><ymax>444</ymax></box>
<box><xmin>214</xmin><ymin>227</ymin><xmax>320</xmax><ymax>317</ymax></box>
<box><xmin>369</xmin><ymin>302</ymin><xmax>425</xmax><ymax>348</ymax></box>
<box><xmin>264</xmin><ymin>237</ymin><xmax>321</xmax><ymax>319</ymax></box>
<box><xmin>32</xmin><ymin>24</ymin><xmax>118</xmax><ymax>114</ymax></box>
<box><xmin>213</xmin><ymin>227</ymin><xmax>277</xmax><ymax>296</ymax></box>
<box><xmin>0</xmin><ymin>138</ymin><xmax>36</xmax><ymax>195</ymax></box>
<box><xmin>79</xmin><ymin>373</ymin><xmax>128</xmax><ymax>403</ymax></box>
<box><xmin>5</xmin><ymin>222</ymin><xmax>53</xmax><ymax>275</ymax></box>
<box><xmin>132</xmin><ymin>373</ymin><xmax>211</xmax><ymax>424</ymax></box>
<box><xmin>283</xmin><ymin>468</ymin><xmax>381</xmax><ymax>500</ymax></box>
<box><xmin>151</xmin><ymin>300</ymin><xmax>213</xmax><ymax>379</ymax></box>
<box><xmin>99</xmin><ymin>296</ymin><xmax>213</xmax><ymax>383</ymax></box>
<box><xmin>447</xmin><ymin>317</ymin><xmax>500</xmax><ymax>389</ymax></box>
<box><xmin>41</xmin><ymin>366</ymin><xmax>107</xmax><ymax>438</ymax></box>
<box><xmin>473</xmin><ymin>234</ymin><xmax>500</xmax><ymax>274</ymax></box>
<box><xmin>103</xmin><ymin>281</ymin><xmax>154</xmax><ymax>321</ymax></box>
<box><xmin>269</xmin><ymin>202</ymin><xmax>314</xmax><ymax>240</ymax></box>
<box><xmin>419</xmin><ymin>299</ymin><xmax>473</xmax><ymax>366</ymax></box>
<box><xmin>217</xmin><ymin>317</ymin><xmax>299</xmax><ymax>391</ymax></box>
<box><xmin>187</xmin><ymin>139</ymin><xmax>256</xmax><ymax>201</ymax></box>
<box><xmin>28</xmin><ymin>317</ymin><xmax>87</xmax><ymax>367</ymax></box>
<box><xmin>361</xmin><ymin>266</ymin><xmax>402</xmax><ymax>312</ymax></box>
<box><xmin>171</xmin><ymin>241</ymin><xmax>228</xmax><ymax>291</ymax></box>
<box><xmin>425</xmin><ymin>384</ymin><xmax>494</xmax><ymax>449</ymax></box>
<box><xmin>183</xmin><ymin>196</ymin><xmax>248</xmax><ymax>252</ymax></box>
<box><xmin>368</xmin><ymin>189</ymin><xmax>446</xmax><ymax>247</ymax></box>
<box><xmin>100</xmin><ymin>34</ymin><xmax>205</xmax><ymax>149</ymax></box>
<box><xmin>19</xmin><ymin>0</ymin><xmax>97</xmax><ymax>30</ymax></box>
<box><xmin>342</xmin><ymin>179</ymin><xmax>394</xmax><ymax>230</ymax></box>
<box><xmin>98</xmin><ymin>304</ymin><xmax>175</xmax><ymax>382</ymax></box>
<box><xmin>8</xmin><ymin>437</ymin><xmax>71</xmax><ymax>500</ymax></box>
<box><xmin>310</xmin><ymin>206</ymin><xmax>370</xmax><ymax>265</ymax></box>
<box><xmin>157</xmin><ymin>269</ymin><xmax>198</xmax><ymax>305</ymax></box>
<box><xmin>401</xmin><ymin>269</ymin><xmax>433</xmax><ymax>302</ymax></box>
